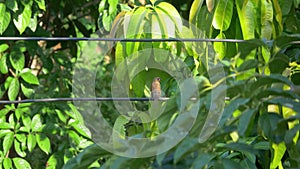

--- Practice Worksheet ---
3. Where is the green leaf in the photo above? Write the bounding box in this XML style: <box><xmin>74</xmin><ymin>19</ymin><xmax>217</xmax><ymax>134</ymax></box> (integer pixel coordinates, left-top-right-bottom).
<box><xmin>20</xmin><ymin>69</ymin><xmax>39</xmax><ymax>85</ymax></box>
<box><xmin>189</xmin><ymin>0</ymin><xmax>205</xmax><ymax>23</ymax></box>
<box><xmin>212</xmin><ymin>0</ymin><xmax>233</xmax><ymax>31</ymax></box>
<box><xmin>13</xmin><ymin>5</ymin><xmax>32</xmax><ymax>34</ymax></box>
<box><xmin>0</xmin><ymin>3</ymin><xmax>11</xmax><ymax>34</ymax></box>
<box><xmin>260</xmin><ymin>0</ymin><xmax>273</xmax><ymax>39</ymax></box>
<box><xmin>28</xmin><ymin>15</ymin><xmax>37</xmax><ymax>32</ymax></box>
<box><xmin>219</xmin><ymin>98</ymin><xmax>250</xmax><ymax>126</ymax></box>
<box><xmin>72</xmin><ymin>122</ymin><xmax>91</xmax><ymax>138</ymax></box>
<box><xmin>269</xmin><ymin>53</ymin><xmax>289</xmax><ymax>74</ymax></box>
<box><xmin>3</xmin><ymin>132</ymin><xmax>14</xmax><ymax>155</ymax></box>
<box><xmin>0</xmin><ymin>53</ymin><xmax>8</xmax><ymax>74</ymax></box>
<box><xmin>12</xmin><ymin>158</ymin><xmax>31</xmax><ymax>169</ymax></box>
<box><xmin>235</xmin><ymin>0</ymin><xmax>255</xmax><ymax>39</ymax></box>
<box><xmin>36</xmin><ymin>133</ymin><xmax>51</xmax><ymax>154</ymax></box>
<box><xmin>14</xmin><ymin>139</ymin><xmax>26</xmax><ymax>157</ymax></box>
<box><xmin>27</xmin><ymin>133</ymin><xmax>36</xmax><ymax>152</ymax></box>
<box><xmin>156</xmin><ymin>2</ymin><xmax>183</xmax><ymax>32</ymax></box>
<box><xmin>250</xmin><ymin>74</ymin><xmax>293</xmax><ymax>91</ymax></box>
<box><xmin>124</xmin><ymin>7</ymin><xmax>147</xmax><ymax>56</ymax></box>
<box><xmin>259</xmin><ymin>113</ymin><xmax>287</xmax><ymax>143</ymax></box>
<box><xmin>35</xmin><ymin>0</ymin><xmax>46</xmax><ymax>11</ymax></box>
<box><xmin>267</xmin><ymin>97</ymin><xmax>300</xmax><ymax>112</ymax></box>
<box><xmin>0</xmin><ymin>108</ymin><xmax>10</xmax><ymax>117</ymax></box>
<box><xmin>47</xmin><ymin>153</ymin><xmax>60</xmax><ymax>169</ymax></box>
<box><xmin>98</xmin><ymin>0</ymin><xmax>107</xmax><ymax>13</ymax></box>
<box><xmin>214</xmin><ymin>33</ymin><xmax>227</xmax><ymax>59</ymax></box>
<box><xmin>219</xmin><ymin>142</ymin><xmax>259</xmax><ymax>155</ymax></box>
<box><xmin>174</xmin><ymin>137</ymin><xmax>198</xmax><ymax>163</ymax></box>
<box><xmin>270</xmin><ymin>142</ymin><xmax>286</xmax><ymax>169</ymax></box>
<box><xmin>31</xmin><ymin>114</ymin><xmax>43</xmax><ymax>132</ymax></box>
<box><xmin>9</xmin><ymin>50</ymin><xmax>25</xmax><ymax>71</ymax></box>
<box><xmin>192</xmin><ymin>153</ymin><xmax>215</xmax><ymax>169</ymax></box>
<box><xmin>21</xmin><ymin>82</ymin><xmax>35</xmax><ymax>98</ymax></box>
<box><xmin>253</xmin><ymin>141</ymin><xmax>270</xmax><ymax>150</ymax></box>
<box><xmin>272</xmin><ymin>35</ymin><xmax>300</xmax><ymax>55</ymax></box>
<box><xmin>3</xmin><ymin>158</ymin><xmax>13</xmax><ymax>169</ymax></box>
<box><xmin>238</xmin><ymin>108</ymin><xmax>257</xmax><ymax>136</ymax></box>
<box><xmin>62</xmin><ymin>144</ymin><xmax>110</xmax><ymax>169</ymax></box>
<box><xmin>5</xmin><ymin>0</ymin><xmax>18</xmax><ymax>12</ymax></box>
<box><xmin>238</xmin><ymin>39</ymin><xmax>266</xmax><ymax>59</ymax></box>
<box><xmin>112</xmin><ymin>115</ymin><xmax>130</xmax><ymax>148</ymax></box>
<box><xmin>237</xmin><ymin>59</ymin><xmax>258</xmax><ymax>72</ymax></box>
<box><xmin>8</xmin><ymin>78</ymin><xmax>19</xmax><ymax>101</ymax></box>
<box><xmin>0</xmin><ymin>43</ymin><xmax>9</xmax><ymax>53</ymax></box>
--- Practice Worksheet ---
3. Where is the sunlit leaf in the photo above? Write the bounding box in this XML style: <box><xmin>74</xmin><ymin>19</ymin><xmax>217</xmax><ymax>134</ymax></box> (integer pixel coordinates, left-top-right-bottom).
<box><xmin>189</xmin><ymin>0</ymin><xmax>205</xmax><ymax>23</ymax></box>
<box><xmin>0</xmin><ymin>53</ymin><xmax>8</xmax><ymax>74</ymax></box>
<box><xmin>12</xmin><ymin>158</ymin><xmax>31</xmax><ymax>169</ymax></box>
<box><xmin>261</xmin><ymin>0</ymin><xmax>273</xmax><ymax>39</ymax></box>
<box><xmin>36</xmin><ymin>133</ymin><xmax>51</xmax><ymax>154</ymax></box>
<box><xmin>20</xmin><ymin>69</ymin><xmax>39</xmax><ymax>85</ymax></box>
<box><xmin>27</xmin><ymin>133</ymin><xmax>36</xmax><ymax>152</ymax></box>
<box><xmin>212</xmin><ymin>0</ymin><xmax>233</xmax><ymax>31</ymax></box>
<box><xmin>0</xmin><ymin>3</ymin><xmax>11</xmax><ymax>34</ymax></box>
<box><xmin>3</xmin><ymin>132</ymin><xmax>14</xmax><ymax>155</ymax></box>
<box><xmin>8</xmin><ymin>78</ymin><xmax>19</xmax><ymax>101</ymax></box>
<box><xmin>270</xmin><ymin>142</ymin><xmax>286</xmax><ymax>169</ymax></box>
<box><xmin>13</xmin><ymin>5</ymin><xmax>32</xmax><ymax>34</ymax></box>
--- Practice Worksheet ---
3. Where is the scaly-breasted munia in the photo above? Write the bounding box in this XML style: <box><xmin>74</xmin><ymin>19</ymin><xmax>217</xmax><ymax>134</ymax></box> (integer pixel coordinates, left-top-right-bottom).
<box><xmin>151</xmin><ymin>77</ymin><xmax>161</xmax><ymax>100</ymax></box>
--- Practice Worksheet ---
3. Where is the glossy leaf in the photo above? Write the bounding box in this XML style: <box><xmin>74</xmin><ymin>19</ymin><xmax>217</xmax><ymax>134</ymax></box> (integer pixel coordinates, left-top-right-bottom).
<box><xmin>31</xmin><ymin>114</ymin><xmax>43</xmax><ymax>132</ymax></box>
<box><xmin>21</xmin><ymin>82</ymin><xmax>35</xmax><ymax>98</ymax></box>
<box><xmin>212</xmin><ymin>0</ymin><xmax>233</xmax><ymax>31</ymax></box>
<box><xmin>14</xmin><ymin>139</ymin><xmax>26</xmax><ymax>157</ymax></box>
<box><xmin>8</xmin><ymin>78</ymin><xmax>20</xmax><ymax>101</ymax></box>
<box><xmin>235</xmin><ymin>0</ymin><xmax>255</xmax><ymax>39</ymax></box>
<box><xmin>36</xmin><ymin>133</ymin><xmax>51</xmax><ymax>154</ymax></box>
<box><xmin>189</xmin><ymin>0</ymin><xmax>205</xmax><ymax>23</ymax></box>
<box><xmin>12</xmin><ymin>158</ymin><xmax>31</xmax><ymax>169</ymax></box>
<box><xmin>13</xmin><ymin>5</ymin><xmax>32</xmax><ymax>34</ymax></box>
<box><xmin>27</xmin><ymin>133</ymin><xmax>36</xmax><ymax>152</ymax></box>
<box><xmin>0</xmin><ymin>3</ymin><xmax>11</xmax><ymax>34</ymax></box>
<box><xmin>20</xmin><ymin>69</ymin><xmax>39</xmax><ymax>85</ymax></box>
<box><xmin>3</xmin><ymin>132</ymin><xmax>14</xmax><ymax>155</ymax></box>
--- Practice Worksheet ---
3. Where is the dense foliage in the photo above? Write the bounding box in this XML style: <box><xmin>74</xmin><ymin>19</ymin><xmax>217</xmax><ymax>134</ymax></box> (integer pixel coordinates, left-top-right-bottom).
<box><xmin>0</xmin><ymin>0</ymin><xmax>300</xmax><ymax>168</ymax></box>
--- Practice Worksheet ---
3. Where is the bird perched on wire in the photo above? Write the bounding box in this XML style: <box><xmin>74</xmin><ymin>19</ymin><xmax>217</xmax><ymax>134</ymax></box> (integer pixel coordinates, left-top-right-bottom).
<box><xmin>151</xmin><ymin>77</ymin><xmax>161</xmax><ymax>101</ymax></box>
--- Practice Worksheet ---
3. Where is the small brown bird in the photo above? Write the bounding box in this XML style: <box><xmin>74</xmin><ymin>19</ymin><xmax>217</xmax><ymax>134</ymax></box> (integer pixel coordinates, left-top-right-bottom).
<box><xmin>151</xmin><ymin>77</ymin><xmax>161</xmax><ymax>100</ymax></box>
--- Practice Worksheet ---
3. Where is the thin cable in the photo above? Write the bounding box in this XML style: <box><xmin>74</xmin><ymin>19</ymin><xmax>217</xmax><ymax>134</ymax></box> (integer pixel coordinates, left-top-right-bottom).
<box><xmin>0</xmin><ymin>37</ymin><xmax>250</xmax><ymax>43</ymax></box>
<box><xmin>0</xmin><ymin>97</ymin><xmax>171</xmax><ymax>104</ymax></box>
